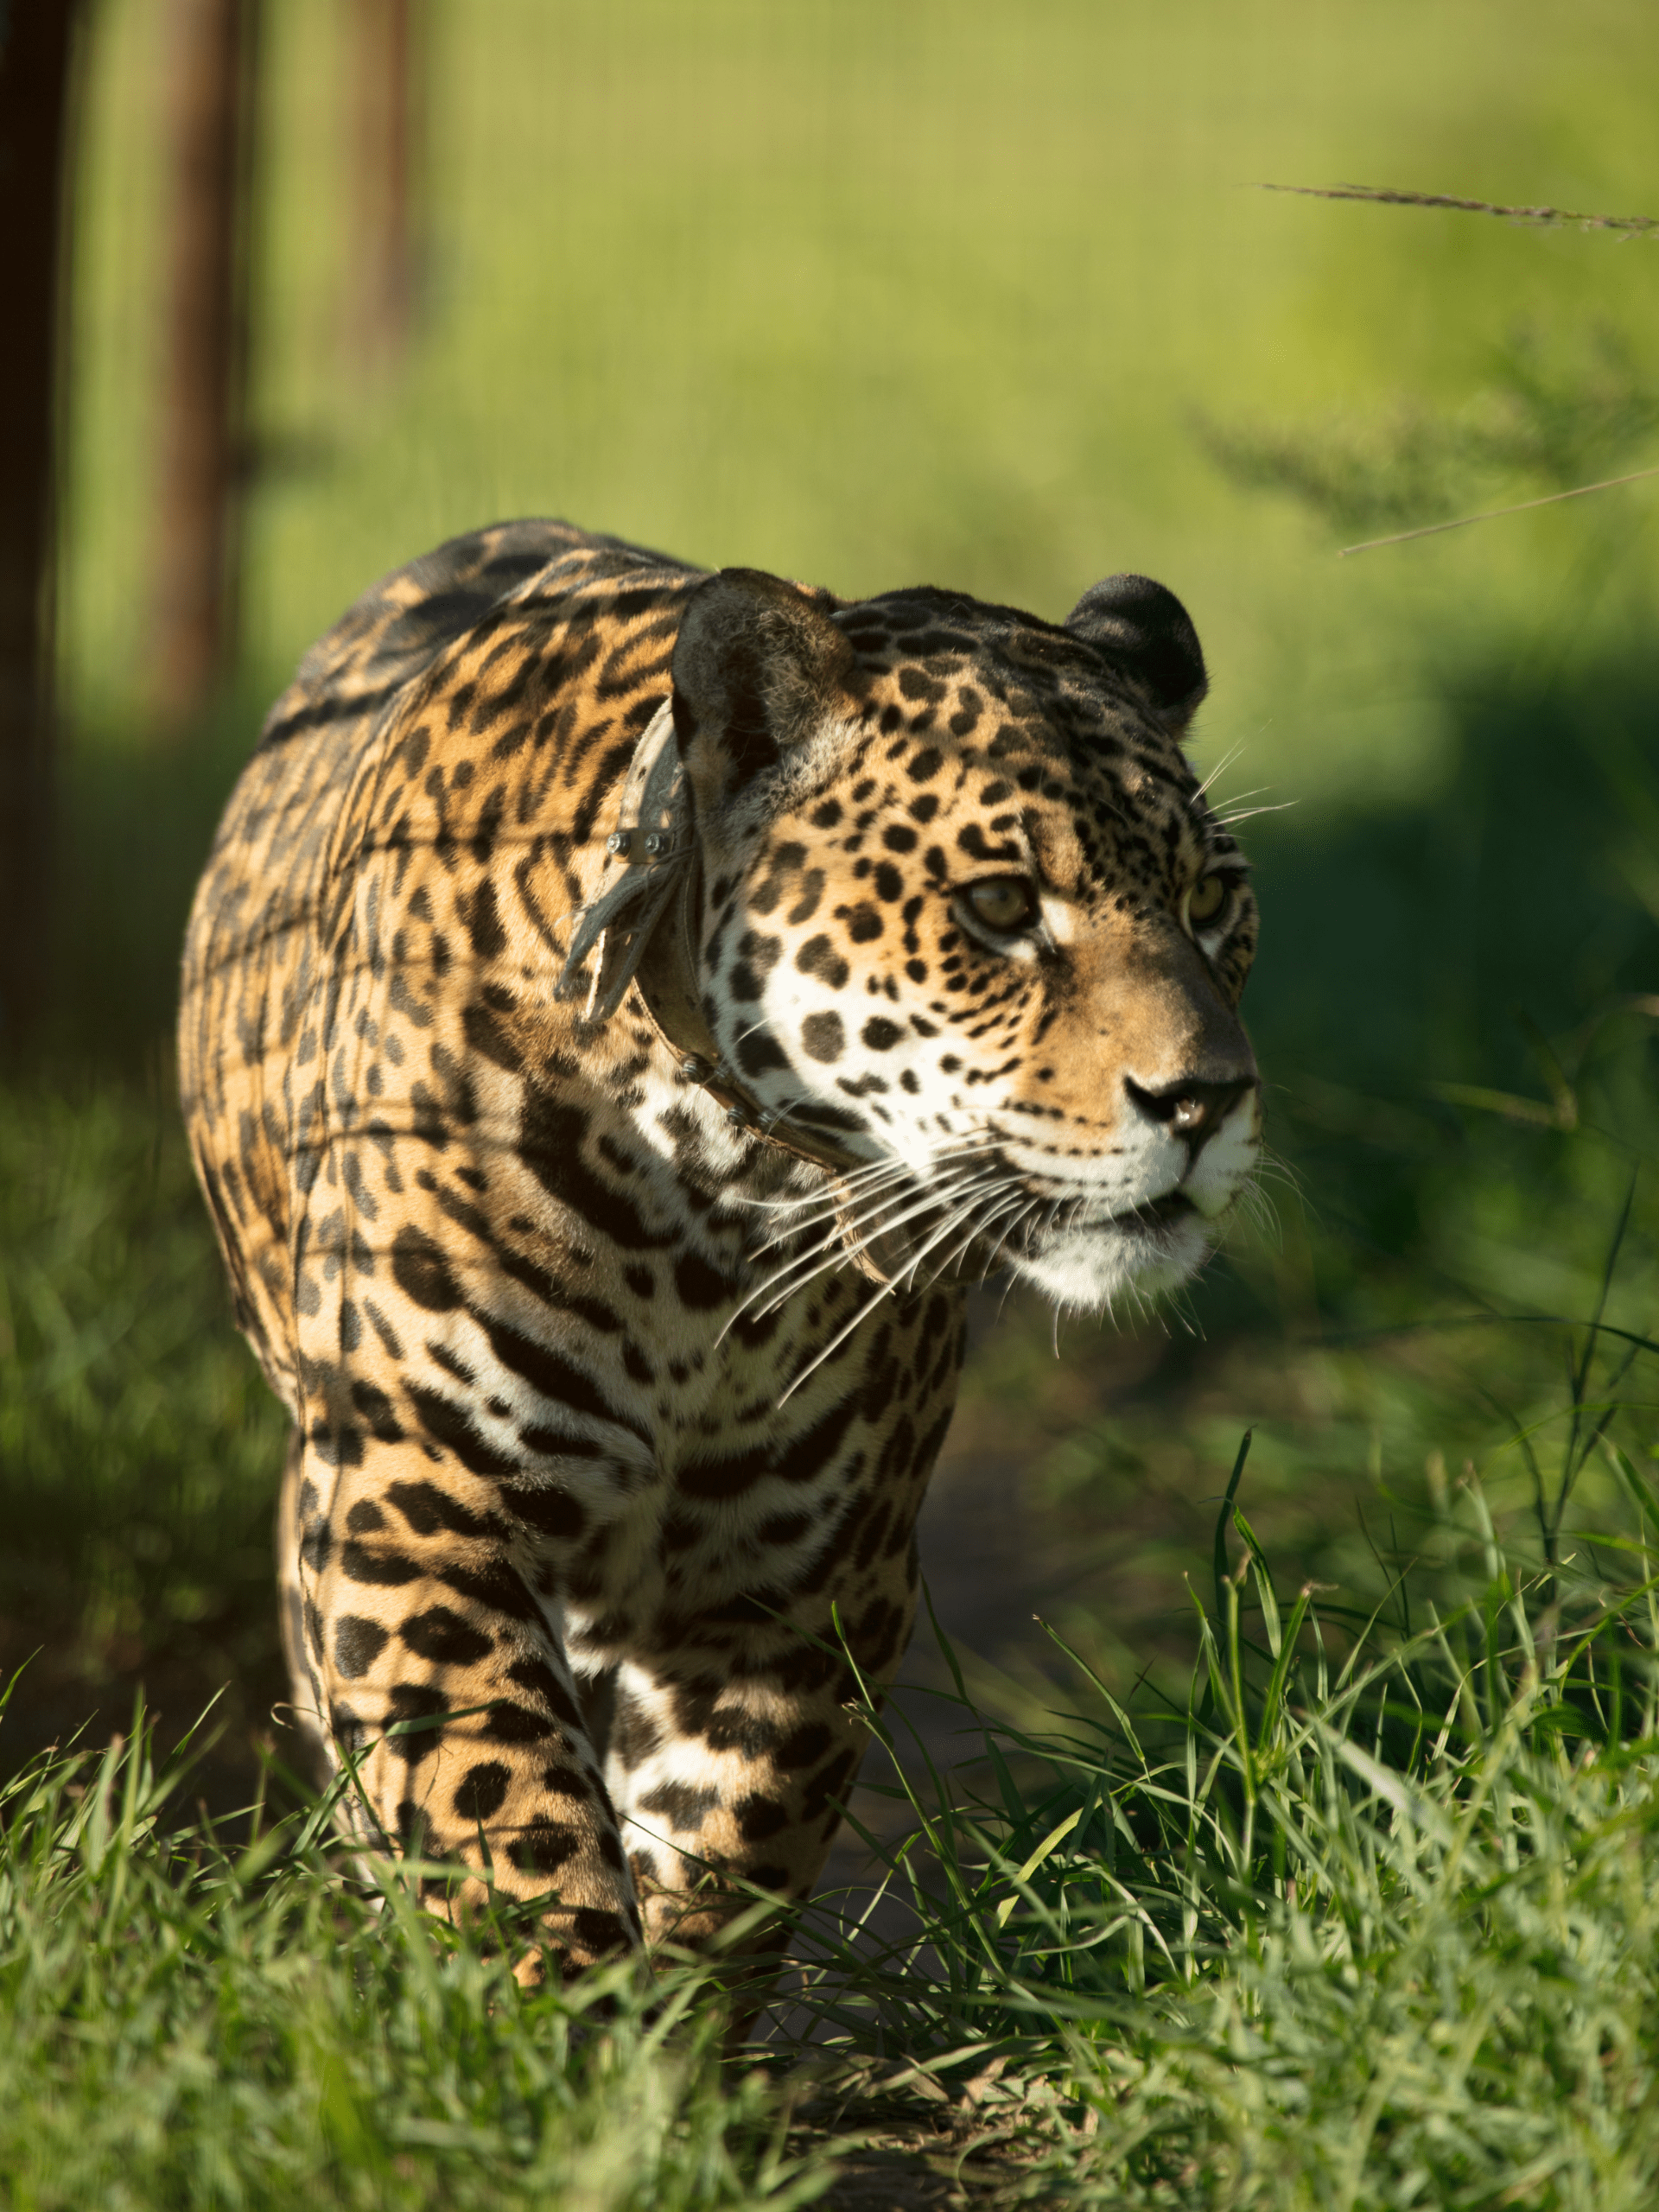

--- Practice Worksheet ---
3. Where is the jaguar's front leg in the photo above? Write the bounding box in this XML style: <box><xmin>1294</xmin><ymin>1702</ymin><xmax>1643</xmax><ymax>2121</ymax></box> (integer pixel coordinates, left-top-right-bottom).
<box><xmin>285</xmin><ymin>1437</ymin><xmax>642</xmax><ymax>1970</ymax></box>
<box><xmin>603</xmin><ymin>1643</ymin><xmax>873</xmax><ymax>1956</ymax></box>
<box><xmin>600</xmin><ymin>1524</ymin><xmax>925</xmax><ymax>1978</ymax></box>
<box><xmin>591</xmin><ymin>1288</ymin><xmax>965</xmax><ymax>1986</ymax></box>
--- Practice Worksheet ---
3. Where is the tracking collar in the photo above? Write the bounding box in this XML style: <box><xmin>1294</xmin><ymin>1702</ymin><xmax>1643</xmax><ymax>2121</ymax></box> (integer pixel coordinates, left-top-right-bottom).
<box><xmin>554</xmin><ymin>702</ymin><xmax>895</xmax><ymax>1276</ymax></box>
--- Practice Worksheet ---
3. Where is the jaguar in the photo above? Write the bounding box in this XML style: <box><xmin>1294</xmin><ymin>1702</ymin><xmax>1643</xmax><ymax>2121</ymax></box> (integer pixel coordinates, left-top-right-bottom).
<box><xmin>178</xmin><ymin>518</ymin><xmax>1261</xmax><ymax>1980</ymax></box>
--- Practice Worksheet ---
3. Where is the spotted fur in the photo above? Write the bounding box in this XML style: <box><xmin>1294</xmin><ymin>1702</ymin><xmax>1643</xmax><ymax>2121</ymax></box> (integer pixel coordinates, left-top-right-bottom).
<box><xmin>178</xmin><ymin>519</ymin><xmax>1261</xmax><ymax>1974</ymax></box>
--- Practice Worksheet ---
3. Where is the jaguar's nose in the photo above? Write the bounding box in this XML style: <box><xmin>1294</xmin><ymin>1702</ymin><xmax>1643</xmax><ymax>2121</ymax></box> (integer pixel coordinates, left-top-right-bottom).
<box><xmin>1123</xmin><ymin>1073</ymin><xmax>1255</xmax><ymax>1156</ymax></box>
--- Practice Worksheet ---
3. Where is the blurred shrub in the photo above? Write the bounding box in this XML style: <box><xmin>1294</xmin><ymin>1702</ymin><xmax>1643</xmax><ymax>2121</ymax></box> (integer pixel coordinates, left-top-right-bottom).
<box><xmin>0</xmin><ymin>1077</ymin><xmax>287</xmax><ymax>1693</ymax></box>
<box><xmin>1201</xmin><ymin>323</ymin><xmax>1659</xmax><ymax>537</ymax></box>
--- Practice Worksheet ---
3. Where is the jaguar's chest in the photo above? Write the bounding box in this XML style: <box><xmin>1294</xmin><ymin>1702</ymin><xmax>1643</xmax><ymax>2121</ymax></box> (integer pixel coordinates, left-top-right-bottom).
<box><xmin>382</xmin><ymin>1041</ymin><xmax>963</xmax><ymax>1570</ymax></box>
<box><xmin>461</xmin><ymin>1089</ymin><xmax>970</xmax><ymax>1672</ymax></box>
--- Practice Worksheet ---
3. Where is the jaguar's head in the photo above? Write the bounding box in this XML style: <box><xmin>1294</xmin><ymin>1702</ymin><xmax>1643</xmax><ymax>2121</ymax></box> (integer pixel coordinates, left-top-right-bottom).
<box><xmin>669</xmin><ymin>564</ymin><xmax>1261</xmax><ymax>1314</ymax></box>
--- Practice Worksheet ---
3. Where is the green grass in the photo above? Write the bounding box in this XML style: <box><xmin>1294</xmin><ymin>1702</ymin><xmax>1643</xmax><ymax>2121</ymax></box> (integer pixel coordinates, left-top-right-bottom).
<box><xmin>0</xmin><ymin>1708</ymin><xmax>823</xmax><ymax>2212</ymax></box>
<box><xmin>798</xmin><ymin>1462</ymin><xmax>1659</xmax><ymax>2209</ymax></box>
<box><xmin>0</xmin><ymin>1078</ymin><xmax>288</xmax><ymax>1784</ymax></box>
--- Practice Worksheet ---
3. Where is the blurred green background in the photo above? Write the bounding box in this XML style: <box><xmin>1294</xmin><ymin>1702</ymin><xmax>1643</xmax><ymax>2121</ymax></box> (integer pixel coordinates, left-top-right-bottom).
<box><xmin>8</xmin><ymin>0</ymin><xmax>1659</xmax><ymax>1788</ymax></box>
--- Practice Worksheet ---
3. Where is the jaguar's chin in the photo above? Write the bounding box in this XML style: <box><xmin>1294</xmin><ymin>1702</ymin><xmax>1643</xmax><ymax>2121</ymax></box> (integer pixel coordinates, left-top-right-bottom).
<box><xmin>1007</xmin><ymin>1200</ymin><xmax>1215</xmax><ymax>1314</ymax></box>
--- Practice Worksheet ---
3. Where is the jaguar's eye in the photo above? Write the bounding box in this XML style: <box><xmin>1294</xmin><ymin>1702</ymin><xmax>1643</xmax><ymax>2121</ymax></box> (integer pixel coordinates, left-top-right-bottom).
<box><xmin>1185</xmin><ymin>874</ymin><xmax>1230</xmax><ymax>932</ymax></box>
<box><xmin>963</xmin><ymin>877</ymin><xmax>1039</xmax><ymax>934</ymax></box>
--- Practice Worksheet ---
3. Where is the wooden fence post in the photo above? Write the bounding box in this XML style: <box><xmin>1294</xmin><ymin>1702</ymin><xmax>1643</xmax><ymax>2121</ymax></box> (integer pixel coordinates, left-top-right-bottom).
<box><xmin>0</xmin><ymin>1</ymin><xmax>83</xmax><ymax>1051</ymax></box>
<box><xmin>151</xmin><ymin>0</ymin><xmax>260</xmax><ymax>731</ymax></box>
<box><xmin>349</xmin><ymin>0</ymin><xmax>424</xmax><ymax>378</ymax></box>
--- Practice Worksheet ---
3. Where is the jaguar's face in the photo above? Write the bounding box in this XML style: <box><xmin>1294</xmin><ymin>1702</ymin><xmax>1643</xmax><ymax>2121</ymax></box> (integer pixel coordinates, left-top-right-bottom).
<box><xmin>671</xmin><ymin>569</ymin><xmax>1261</xmax><ymax>1314</ymax></box>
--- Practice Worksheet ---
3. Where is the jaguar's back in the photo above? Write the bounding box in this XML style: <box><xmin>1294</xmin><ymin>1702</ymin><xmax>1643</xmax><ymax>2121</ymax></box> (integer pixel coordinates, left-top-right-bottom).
<box><xmin>180</xmin><ymin>518</ymin><xmax>694</xmax><ymax>1407</ymax></box>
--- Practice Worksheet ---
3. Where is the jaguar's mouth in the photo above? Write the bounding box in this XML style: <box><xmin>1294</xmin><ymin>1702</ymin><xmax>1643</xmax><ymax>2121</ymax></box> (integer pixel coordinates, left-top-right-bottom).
<box><xmin>1000</xmin><ymin>1181</ymin><xmax>1217</xmax><ymax>1313</ymax></box>
<box><xmin>960</xmin><ymin>1185</ymin><xmax>1196</xmax><ymax>1278</ymax></box>
<box><xmin>1004</xmin><ymin>1185</ymin><xmax>1195</xmax><ymax>1244</ymax></box>
<box><xmin>1115</xmin><ymin>1188</ymin><xmax>1195</xmax><ymax>1231</ymax></box>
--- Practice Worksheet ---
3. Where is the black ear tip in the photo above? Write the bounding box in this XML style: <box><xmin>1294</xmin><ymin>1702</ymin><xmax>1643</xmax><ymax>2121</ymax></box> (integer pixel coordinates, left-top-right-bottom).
<box><xmin>1064</xmin><ymin>573</ymin><xmax>1207</xmax><ymax>721</ymax></box>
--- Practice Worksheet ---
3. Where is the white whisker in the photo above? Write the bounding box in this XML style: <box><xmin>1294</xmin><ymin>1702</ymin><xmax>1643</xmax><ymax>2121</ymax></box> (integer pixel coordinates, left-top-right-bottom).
<box><xmin>727</xmin><ymin>1161</ymin><xmax>1006</xmax><ymax>1335</ymax></box>
<box><xmin>930</xmin><ymin>1189</ymin><xmax>1029</xmax><ymax>1287</ymax></box>
<box><xmin>1213</xmin><ymin>799</ymin><xmax>1296</xmax><ymax>826</ymax></box>
<box><xmin>990</xmin><ymin>1195</ymin><xmax>1046</xmax><ymax>1273</ymax></box>
<box><xmin>1233</xmin><ymin>1179</ymin><xmax>1281</xmax><ymax>1248</ymax></box>
<box><xmin>764</xmin><ymin>1136</ymin><xmax>999</xmax><ymax>1245</ymax></box>
<box><xmin>745</xmin><ymin>1135</ymin><xmax>995</xmax><ymax>1234</ymax></box>
<box><xmin>824</xmin><ymin>1166</ymin><xmax>1006</xmax><ymax>1290</ymax></box>
<box><xmin>747</xmin><ymin>1166</ymin><xmax>917</xmax><ymax>1252</ymax></box>
<box><xmin>1256</xmin><ymin>1145</ymin><xmax>1306</xmax><ymax>1198</ymax></box>
<box><xmin>776</xmin><ymin>1281</ymin><xmax>891</xmax><ymax>1404</ymax></box>
<box><xmin>776</xmin><ymin>1175</ymin><xmax>1015</xmax><ymax>1404</ymax></box>
<box><xmin>883</xmin><ymin>1179</ymin><xmax>1012</xmax><ymax>1294</ymax></box>
<box><xmin>1190</xmin><ymin>741</ymin><xmax>1247</xmax><ymax>804</ymax></box>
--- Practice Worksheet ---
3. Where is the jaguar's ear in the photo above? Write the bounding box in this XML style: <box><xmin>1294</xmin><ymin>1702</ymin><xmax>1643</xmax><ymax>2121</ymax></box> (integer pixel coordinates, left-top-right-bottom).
<box><xmin>671</xmin><ymin>568</ymin><xmax>855</xmax><ymax>798</ymax></box>
<box><xmin>1064</xmin><ymin>574</ymin><xmax>1207</xmax><ymax>734</ymax></box>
